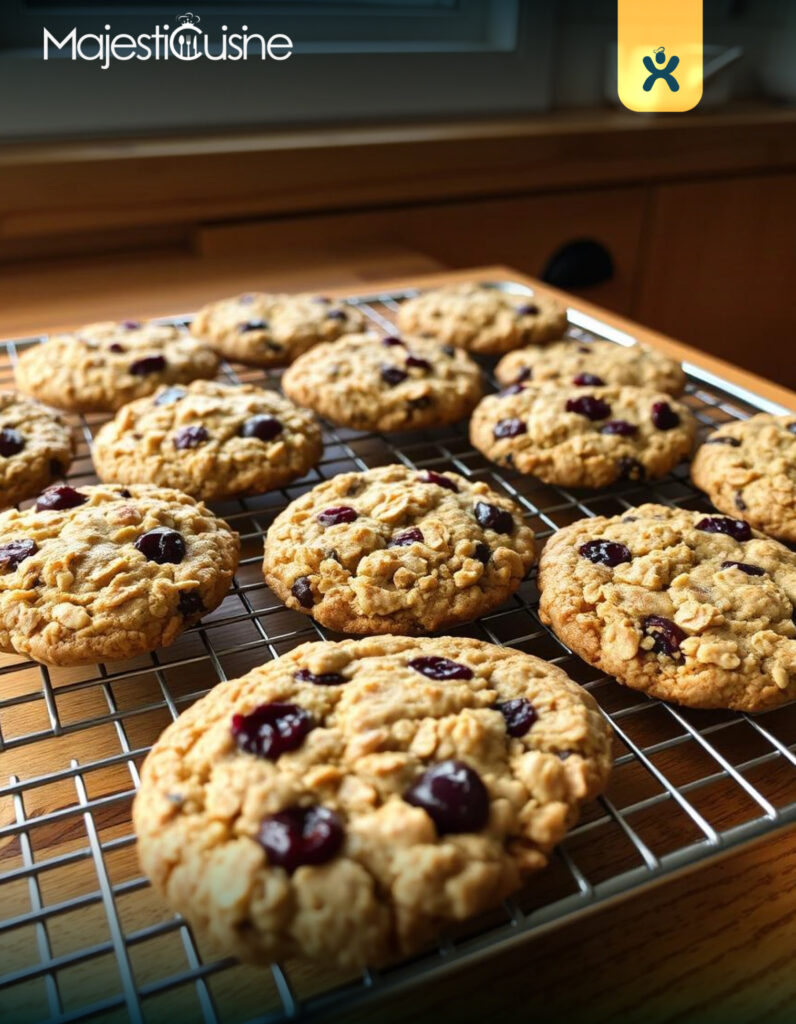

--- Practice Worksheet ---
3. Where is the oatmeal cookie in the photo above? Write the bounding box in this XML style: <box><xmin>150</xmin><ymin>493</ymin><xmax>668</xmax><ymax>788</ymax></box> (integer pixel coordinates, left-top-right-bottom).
<box><xmin>470</xmin><ymin>383</ymin><xmax>695</xmax><ymax>488</ymax></box>
<box><xmin>133</xmin><ymin>635</ymin><xmax>612</xmax><ymax>968</ymax></box>
<box><xmin>0</xmin><ymin>392</ymin><xmax>74</xmax><ymax>508</ymax></box>
<box><xmin>263</xmin><ymin>464</ymin><xmax>535</xmax><ymax>634</ymax></box>
<box><xmin>538</xmin><ymin>503</ymin><xmax>796</xmax><ymax>711</ymax></box>
<box><xmin>92</xmin><ymin>381</ymin><xmax>322</xmax><ymax>501</ymax></box>
<box><xmin>495</xmin><ymin>339</ymin><xmax>685</xmax><ymax>396</ymax></box>
<box><xmin>0</xmin><ymin>483</ymin><xmax>239</xmax><ymax>665</ymax></box>
<box><xmin>15</xmin><ymin>320</ymin><xmax>218</xmax><ymax>414</ymax></box>
<box><xmin>691</xmin><ymin>414</ymin><xmax>796</xmax><ymax>543</ymax></box>
<box><xmin>396</xmin><ymin>283</ymin><xmax>567</xmax><ymax>355</ymax></box>
<box><xmin>190</xmin><ymin>292</ymin><xmax>366</xmax><ymax>367</ymax></box>
<box><xmin>281</xmin><ymin>332</ymin><xmax>483</xmax><ymax>432</ymax></box>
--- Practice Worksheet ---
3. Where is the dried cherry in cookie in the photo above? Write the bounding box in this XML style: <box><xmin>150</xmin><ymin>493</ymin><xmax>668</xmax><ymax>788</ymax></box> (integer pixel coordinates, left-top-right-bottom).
<box><xmin>642</xmin><ymin>615</ymin><xmax>686</xmax><ymax>657</ymax></box>
<box><xmin>566</xmin><ymin>395</ymin><xmax>611</xmax><ymax>421</ymax></box>
<box><xmin>173</xmin><ymin>425</ymin><xmax>209</xmax><ymax>450</ymax></box>
<box><xmin>578</xmin><ymin>539</ymin><xmax>631</xmax><ymax>567</ymax></box>
<box><xmin>36</xmin><ymin>485</ymin><xmax>87</xmax><ymax>512</ymax></box>
<box><xmin>135</xmin><ymin>527</ymin><xmax>186</xmax><ymax>565</ymax></box>
<box><xmin>495</xmin><ymin>697</ymin><xmax>537</xmax><ymax>737</ymax></box>
<box><xmin>232</xmin><ymin>702</ymin><xmax>314</xmax><ymax>760</ymax></box>
<box><xmin>473</xmin><ymin>501</ymin><xmax>514</xmax><ymax>534</ymax></box>
<box><xmin>129</xmin><ymin>354</ymin><xmax>167</xmax><ymax>376</ymax></box>
<box><xmin>0</xmin><ymin>428</ymin><xmax>25</xmax><ymax>457</ymax></box>
<box><xmin>0</xmin><ymin>539</ymin><xmax>37</xmax><ymax>570</ymax></box>
<box><xmin>409</xmin><ymin>655</ymin><xmax>473</xmax><ymax>680</ymax></box>
<box><xmin>258</xmin><ymin>805</ymin><xmax>344</xmax><ymax>872</ymax></box>
<box><xmin>404</xmin><ymin>760</ymin><xmax>489</xmax><ymax>835</ymax></box>
<box><xmin>695</xmin><ymin>516</ymin><xmax>752</xmax><ymax>542</ymax></box>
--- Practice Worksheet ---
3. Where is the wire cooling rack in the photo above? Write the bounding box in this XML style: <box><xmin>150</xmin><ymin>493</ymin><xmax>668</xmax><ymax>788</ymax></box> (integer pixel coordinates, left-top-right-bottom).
<box><xmin>1</xmin><ymin>280</ymin><xmax>795</xmax><ymax>1024</ymax></box>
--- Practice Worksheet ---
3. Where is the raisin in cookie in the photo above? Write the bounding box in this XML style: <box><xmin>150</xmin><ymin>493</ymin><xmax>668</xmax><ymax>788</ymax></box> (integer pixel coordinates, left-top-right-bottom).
<box><xmin>281</xmin><ymin>332</ymin><xmax>483</xmax><ymax>432</ymax></box>
<box><xmin>15</xmin><ymin>320</ymin><xmax>219</xmax><ymax>414</ymax></box>
<box><xmin>470</xmin><ymin>383</ymin><xmax>695</xmax><ymax>488</ymax></box>
<box><xmin>92</xmin><ymin>381</ymin><xmax>322</xmax><ymax>502</ymax></box>
<box><xmin>691</xmin><ymin>415</ymin><xmax>796</xmax><ymax>544</ymax></box>
<box><xmin>396</xmin><ymin>283</ymin><xmax>567</xmax><ymax>356</ymax></box>
<box><xmin>190</xmin><ymin>292</ymin><xmax>366</xmax><ymax>368</ymax></box>
<box><xmin>263</xmin><ymin>464</ymin><xmax>535</xmax><ymax>634</ymax></box>
<box><xmin>538</xmin><ymin>503</ymin><xmax>796</xmax><ymax>711</ymax></box>
<box><xmin>0</xmin><ymin>392</ymin><xmax>74</xmax><ymax>508</ymax></box>
<box><xmin>133</xmin><ymin>635</ymin><xmax>612</xmax><ymax>968</ymax></box>
<box><xmin>0</xmin><ymin>483</ymin><xmax>239</xmax><ymax>666</ymax></box>
<box><xmin>495</xmin><ymin>339</ymin><xmax>686</xmax><ymax>396</ymax></box>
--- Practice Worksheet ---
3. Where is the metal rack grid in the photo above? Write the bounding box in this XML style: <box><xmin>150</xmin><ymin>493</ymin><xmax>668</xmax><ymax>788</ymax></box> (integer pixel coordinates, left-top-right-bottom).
<box><xmin>1</xmin><ymin>280</ymin><xmax>795</xmax><ymax>1024</ymax></box>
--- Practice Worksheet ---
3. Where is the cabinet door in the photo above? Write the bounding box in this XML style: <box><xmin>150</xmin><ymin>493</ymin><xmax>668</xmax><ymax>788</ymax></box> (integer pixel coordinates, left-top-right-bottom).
<box><xmin>636</xmin><ymin>175</ymin><xmax>796</xmax><ymax>388</ymax></box>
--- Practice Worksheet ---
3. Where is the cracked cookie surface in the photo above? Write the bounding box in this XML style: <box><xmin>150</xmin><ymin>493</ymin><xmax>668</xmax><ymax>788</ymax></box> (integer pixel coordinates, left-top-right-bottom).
<box><xmin>15</xmin><ymin>321</ymin><xmax>219</xmax><ymax>414</ymax></box>
<box><xmin>691</xmin><ymin>414</ymin><xmax>796</xmax><ymax>543</ymax></box>
<box><xmin>396</xmin><ymin>283</ymin><xmax>567</xmax><ymax>355</ymax></box>
<box><xmin>281</xmin><ymin>332</ymin><xmax>483</xmax><ymax>432</ymax></box>
<box><xmin>470</xmin><ymin>383</ymin><xmax>695</xmax><ymax>488</ymax></box>
<box><xmin>495</xmin><ymin>339</ymin><xmax>686</xmax><ymax>396</ymax></box>
<box><xmin>538</xmin><ymin>503</ymin><xmax>796</xmax><ymax>711</ymax></box>
<box><xmin>263</xmin><ymin>464</ymin><xmax>535</xmax><ymax>634</ymax></box>
<box><xmin>133</xmin><ymin>635</ymin><xmax>612</xmax><ymax>968</ymax></box>
<box><xmin>190</xmin><ymin>292</ymin><xmax>366</xmax><ymax>367</ymax></box>
<box><xmin>0</xmin><ymin>483</ymin><xmax>239</xmax><ymax>665</ymax></box>
<box><xmin>0</xmin><ymin>392</ymin><xmax>75</xmax><ymax>508</ymax></box>
<box><xmin>92</xmin><ymin>381</ymin><xmax>322</xmax><ymax>501</ymax></box>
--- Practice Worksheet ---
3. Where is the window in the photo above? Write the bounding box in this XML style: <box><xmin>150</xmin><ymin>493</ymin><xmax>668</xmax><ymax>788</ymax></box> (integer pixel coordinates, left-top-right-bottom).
<box><xmin>0</xmin><ymin>1</ymin><xmax>555</xmax><ymax>140</ymax></box>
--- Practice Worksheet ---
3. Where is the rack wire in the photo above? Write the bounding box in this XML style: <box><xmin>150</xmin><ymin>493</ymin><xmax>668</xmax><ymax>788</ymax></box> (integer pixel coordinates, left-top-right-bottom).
<box><xmin>1</xmin><ymin>280</ymin><xmax>795</xmax><ymax>1024</ymax></box>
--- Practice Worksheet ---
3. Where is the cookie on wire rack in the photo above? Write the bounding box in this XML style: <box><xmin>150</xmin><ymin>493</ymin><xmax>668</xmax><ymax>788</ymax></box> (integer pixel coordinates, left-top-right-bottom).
<box><xmin>0</xmin><ymin>391</ymin><xmax>75</xmax><ymax>508</ymax></box>
<box><xmin>92</xmin><ymin>380</ymin><xmax>322</xmax><ymax>501</ymax></box>
<box><xmin>281</xmin><ymin>331</ymin><xmax>483</xmax><ymax>432</ymax></box>
<box><xmin>538</xmin><ymin>503</ymin><xmax>796</xmax><ymax>711</ymax></box>
<box><xmin>15</xmin><ymin>320</ymin><xmax>219</xmax><ymax>414</ymax></box>
<box><xmin>190</xmin><ymin>291</ymin><xmax>366</xmax><ymax>367</ymax></box>
<box><xmin>263</xmin><ymin>464</ymin><xmax>535</xmax><ymax>634</ymax></box>
<box><xmin>133</xmin><ymin>635</ymin><xmax>613</xmax><ymax>969</ymax></box>
<box><xmin>396</xmin><ymin>282</ymin><xmax>567</xmax><ymax>355</ymax></box>
<box><xmin>470</xmin><ymin>383</ymin><xmax>695</xmax><ymax>489</ymax></box>
<box><xmin>0</xmin><ymin>483</ymin><xmax>239</xmax><ymax>666</ymax></box>
<box><xmin>691</xmin><ymin>414</ymin><xmax>796</xmax><ymax>544</ymax></box>
<box><xmin>495</xmin><ymin>338</ymin><xmax>686</xmax><ymax>396</ymax></box>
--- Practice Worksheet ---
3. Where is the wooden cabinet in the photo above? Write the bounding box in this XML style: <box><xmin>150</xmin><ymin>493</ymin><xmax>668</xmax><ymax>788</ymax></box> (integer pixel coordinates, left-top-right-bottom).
<box><xmin>634</xmin><ymin>174</ymin><xmax>796</xmax><ymax>388</ymax></box>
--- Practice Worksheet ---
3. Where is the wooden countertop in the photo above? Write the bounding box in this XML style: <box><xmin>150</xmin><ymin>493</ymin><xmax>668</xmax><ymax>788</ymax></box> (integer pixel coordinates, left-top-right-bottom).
<box><xmin>1</xmin><ymin>259</ymin><xmax>794</xmax><ymax>1022</ymax></box>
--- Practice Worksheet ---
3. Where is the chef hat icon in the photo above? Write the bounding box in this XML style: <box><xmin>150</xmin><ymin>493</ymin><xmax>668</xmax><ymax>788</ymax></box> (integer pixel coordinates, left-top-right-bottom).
<box><xmin>177</xmin><ymin>12</ymin><xmax>200</xmax><ymax>27</ymax></box>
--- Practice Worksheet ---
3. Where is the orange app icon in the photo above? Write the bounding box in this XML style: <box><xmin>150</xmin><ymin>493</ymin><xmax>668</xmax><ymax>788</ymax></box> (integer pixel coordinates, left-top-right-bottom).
<box><xmin>617</xmin><ymin>0</ymin><xmax>703</xmax><ymax>112</ymax></box>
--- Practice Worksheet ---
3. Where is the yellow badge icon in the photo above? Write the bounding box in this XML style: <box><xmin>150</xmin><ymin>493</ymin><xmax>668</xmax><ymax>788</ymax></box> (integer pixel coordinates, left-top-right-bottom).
<box><xmin>617</xmin><ymin>0</ymin><xmax>703</xmax><ymax>112</ymax></box>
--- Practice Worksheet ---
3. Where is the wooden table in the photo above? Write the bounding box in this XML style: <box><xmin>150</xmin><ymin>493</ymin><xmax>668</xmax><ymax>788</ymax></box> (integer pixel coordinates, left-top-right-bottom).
<box><xmin>0</xmin><ymin>260</ymin><xmax>794</xmax><ymax>1024</ymax></box>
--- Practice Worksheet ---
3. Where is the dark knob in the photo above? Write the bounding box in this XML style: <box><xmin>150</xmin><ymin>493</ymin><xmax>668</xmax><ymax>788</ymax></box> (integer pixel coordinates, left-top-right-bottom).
<box><xmin>541</xmin><ymin>239</ymin><xmax>614</xmax><ymax>289</ymax></box>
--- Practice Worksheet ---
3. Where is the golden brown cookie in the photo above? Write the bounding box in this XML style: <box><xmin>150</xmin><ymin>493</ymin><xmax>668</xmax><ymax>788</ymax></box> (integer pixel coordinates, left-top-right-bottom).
<box><xmin>263</xmin><ymin>464</ymin><xmax>535</xmax><ymax>634</ymax></box>
<box><xmin>495</xmin><ymin>339</ymin><xmax>686</xmax><ymax>395</ymax></box>
<box><xmin>470</xmin><ymin>383</ymin><xmax>695</xmax><ymax>488</ymax></box>
<box><xmin>281</xmin><ymin>332</ymin><xmax>483</xmax><ymax>432</ymax></box>
<box><xmin>190</xmin><ymin>292</ymin><xmax>366</xmax><ymax>367</ymax></box>
<box><xmin>691</xmin><ymin>414</ymin><xmax>796</xmax><ymax>543</ymax></box>
<box><xmin>0</xmin><ymin>483</ymin><xmax>239</xmax><ymax>665</ymax></box>
<box><xmin>133</xmin><ymin>635</ymin><xmax>612</xmax><ymax>969</ymax></box>
<box><xmin>396</xmin><ymin>283</ymin><xmax>567</xmax><ymax>355</ymax></box>
<box><xmin>538</xmin><ymin>503</ymin><xmax>796</xmax><ymax>711</ymax></box>
<box><xmin>0</xmin><ymin>391</ymin><xmax>74</xmax><ymax>508</ymax></box>
<box><xmin>92</xmin><ymin>381</ymin><xmax>322</xmax><ymax>501</ymax></box>
<box><xmin>15</xmin><ymin>320</ymin><xmax>219</xmax><ymax>414</ymax></box>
